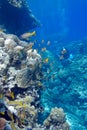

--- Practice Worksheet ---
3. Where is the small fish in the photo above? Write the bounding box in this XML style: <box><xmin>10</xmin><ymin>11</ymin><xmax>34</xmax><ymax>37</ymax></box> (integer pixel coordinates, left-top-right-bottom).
<box><xmin>41</xmin><ymin>39</ymin><xmax>45</xmax><ymax>44</ymax></box>
<box><xmin>28</xmin><ymin>43</ymin><xmax>34</xmax><ymax>49</ymax></box>
<box><xmin>20</xmin><ymin>31</ymin><xmax>36</xmax><ymax>40</ymax></box>
<box><xmin>37</xmin><ymin>82</ymin><xmax>42</xmax><ymax>87</ymax></box>
<box><xmin>5</xmin><ymin>91</ymin><xmax>15</xmax><ymax>100</ymax></box>
<box><xmin>47</xmin><ymin>40</ymin><xmax>51</xmax><ymax>46</ymax></box>
<box><xmin>61</xmin><ymin>47</ymin><xmax>67</xmax><ymax>54</ymax></box>
<box><xmin>10</xmin><ymin>92</ymin><xmax>15</xmax><ymax>99</ymax></box>
<box><xmin>41</xmin><ymin>47</ymin><xmax>46</xmax><ymax>52</ymax></box>
<box><xmin>59</xmin><ymin>55</ymin><xmax>64</xmax><ymax>60</ymax></box>
<box><xmin>24</xmin><ymin>42</ymin><xmax>34</xmax><ymax>52</ymax></box>
<box><xmin>0</xmin><ymin>112</ymin><xmax>5</xmax><ymax>115</ymax></box>
<box><xmin>43</xmin><ymin>58</ymin><xmax>49</xmax><ymax>63</ymax></box>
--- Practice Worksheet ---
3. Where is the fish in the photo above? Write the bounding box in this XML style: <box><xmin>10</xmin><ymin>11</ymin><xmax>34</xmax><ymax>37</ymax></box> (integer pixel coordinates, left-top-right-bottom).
<box><xmin>20</xmin><ymin>31</ymin><xmax>36</xmax><ymax>40</ymax></box>
<box><xmin>59</xmin><ymin>55</ymin><xmax>64</xmax><ymax>60</ymax></box>
<box><xmin>41</xmin><ymin>39</ymin><xmax>45</xmax><ymax>44</ymax></box>
<box><xmin>61</xmin><ymin>47</ymin><xmax>67</xmax><ymax>54</ymax></box>
<box><xmin>10</xmin><ymin>92</ymin><xmax>15</xmax><ymax>100</ymax></box>
<box><xmin>41</xmin><ymin>47</ymin><xmax>46</xmax><ymax>52</ymax></box>
<box><xmin>24</xmin><ymin>42</ymin><xmax>34</xmax><ymax>52</ymax></box>
<box><xmin>37</xmin><ymin>82</ymin><xmax>42</xmax><ymax>87</ymax></box>
<box><xmin>5</xmin><ymin>91</ymin><xmax>15</xmax><ymax>100</ymax></box>
<box><xmin>47</xmin><ymin>40</ymin><xmax>51</xmax><ymax>46</ymax></box>
<box><xmin>27</xmin><ymin>42</ymin><xmax>34</xmax><ymax>49</ymax></box>
<box><xmin>43</xmin><ymin>58</ymin><xmax>49</xmax><ymax>63</ymax></box>
<box><xmin>0</xmin><ymin>112</ymin><xmax>5</xmax><ymax>115</ymax></box>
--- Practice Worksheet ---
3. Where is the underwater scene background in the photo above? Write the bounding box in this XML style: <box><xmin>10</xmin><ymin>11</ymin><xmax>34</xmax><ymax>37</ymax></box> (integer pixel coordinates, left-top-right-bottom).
<box><xmin>0</xmin><ymin>0</ymin><xmax>87</xmax><ymax>130</ymax></box>
<box><xmin>29</xmin><ymin>0</ymin><xmax>87</xmax><ymax>129</ymax></box>
<box><xmin>29</xmin><ymin>0</ymin><xmax>87</xmax><ymax>42</ymax></box>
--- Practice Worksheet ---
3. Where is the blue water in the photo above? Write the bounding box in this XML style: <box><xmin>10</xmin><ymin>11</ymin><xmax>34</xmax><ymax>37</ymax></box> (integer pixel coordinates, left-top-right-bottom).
<box><xmin>29</xmin><ymin>0</ymin><xmax>87</xmax><ymax>42</ymax></box>
<box><xmin>27</xmin><ymin>1</ymin><xmax>87</xmax><ymax>129</ymax></box>
<box><xmin>1</xmin><ymin>0</ymin><xmax>87</xmax><ymax>129</ymax></box>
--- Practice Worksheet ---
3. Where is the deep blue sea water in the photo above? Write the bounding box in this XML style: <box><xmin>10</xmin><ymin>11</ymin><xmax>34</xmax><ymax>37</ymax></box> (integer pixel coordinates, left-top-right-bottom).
<box><xmin>29</xmin><ymin>0</ymin><xmax>87</xmax><ymax>42</ymax></box>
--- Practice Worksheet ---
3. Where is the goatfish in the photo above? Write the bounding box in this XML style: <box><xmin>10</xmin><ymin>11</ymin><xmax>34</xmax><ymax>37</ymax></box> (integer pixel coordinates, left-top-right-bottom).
<box><xmin>20</xmin><ymin>31</ymin><xmax>36</xmax><ymax>40</ymax></box>
<box><xmin>43</xmin><ymin>58</ymin><xmax>49</xmax><ymax>63</ymax></box>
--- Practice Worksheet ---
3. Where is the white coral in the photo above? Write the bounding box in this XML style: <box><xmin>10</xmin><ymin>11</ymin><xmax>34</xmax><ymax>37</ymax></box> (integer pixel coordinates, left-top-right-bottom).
<box><xmin>4</xmin><ymin>38</ymin><xmax>17</xmax><ymax>50</ymax></box>
<box><xmin>27</xmin><ymin>49</ymin><xmax>41</xmax><ymax>62</ymax></box>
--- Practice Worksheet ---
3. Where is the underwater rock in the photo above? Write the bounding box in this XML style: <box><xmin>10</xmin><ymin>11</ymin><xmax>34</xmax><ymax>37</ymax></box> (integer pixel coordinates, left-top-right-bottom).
<box><xmin>0</xmin><ymin>118</ymin><xmax>6</xmax><ymax>130</ymax></box>
<box><xmin>0</xmin><ymin>38</ymin><xmax>4</xmax><ymax>47</ymax></box>
<box><xmin>16</xmin><ymin>67</ymin><xmax>33</xmax><ymax>88</ymax></box>
<box><xmin>27</xmin><ymin>49</ymin><xmax>41</xmax><ymax>72</ymax></box>
<box><xmin>4</xmin><ymin>39</ymin><xmax>17</xmax><ymax>51</ymax></box>
<box><xmin>0</xmin><ymin>0</ymin><xmax>40</xmax><ymax>35</ymax></box>
<box><xmin>6</xmin><ymin>34</ymin><xmax>20</xmax><ymax>43</ymax></box>
<box><xmin>27</xmin><ymin>49</ymin><xmax>41</xmax><ymax>62</ymax></box>
<box><xmin>0</xmin><ymin>32</ymin><xmax>7</xmax><ymax>39</ymax></box>
<box><xmin>9</xmin><ymin>49</ymin><xmax>25</xmax><ymax>67</ymax></box>
<box><xmin>7</xmin><ymin>0</ymin><xmax>25</xmax><ymax>8</ymax></box>
<box><xmin>0</xmin><ymin>49</ymin><xmax>9</xmax><ymax>75</ymax></box>
<box><xmin>58</xmin><ymin>68</ymin><xmax>69</xmax><ymax>80</ymax></box>
<box><xmin>40</xmin><ymin>48</ymin><xmax>87</xmax><ymax>129</ymax></box>
<box><xmin>44</xmin><ymin>107</ymin><xmax>70</xmax><ymax>130</ymax></box>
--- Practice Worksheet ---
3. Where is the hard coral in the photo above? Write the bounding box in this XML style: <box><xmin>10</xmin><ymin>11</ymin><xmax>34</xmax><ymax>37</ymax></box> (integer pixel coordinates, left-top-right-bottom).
<box><xmin>44</xmin><ymin>107</ymin><xmax>70</xmax><ymax>130</ymax></box>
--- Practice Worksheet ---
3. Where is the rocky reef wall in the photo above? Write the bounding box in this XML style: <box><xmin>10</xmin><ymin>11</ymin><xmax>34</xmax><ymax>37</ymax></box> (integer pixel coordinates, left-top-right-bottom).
<box><xmin>0</xmin><ymin>32</ymin><xmax>70</xmax><ymax>130</ymax></box>
<box><xmin>0</xmin><ymin>0</ymin><xmax>40</xmax><ymax>35</ymax></box>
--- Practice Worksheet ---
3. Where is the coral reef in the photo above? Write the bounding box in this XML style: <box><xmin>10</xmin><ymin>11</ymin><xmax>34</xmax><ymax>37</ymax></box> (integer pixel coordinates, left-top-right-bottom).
<box><xmin>0</xmin><ymin>32</ymin><xmax>69</xmax><ymax>130</ymax></box>
<box><xmin>7</xmin><ymin>0</ymin><xmax>25</xmax><ymax>8</ymax></box>
<box><xmin>40</xmin><ymin>49</ymin><xmax>87</xmax><ymax>129</ymax></box>
<box><xmin>0</xmin><ymin>32</ymin><xmax>41</xmax><ymax>129</ymax></box>
<box><xmin>44</xmin><ymin>107</ymin><xmax>70</xmax><ymax>130</ymax></box>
